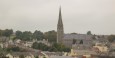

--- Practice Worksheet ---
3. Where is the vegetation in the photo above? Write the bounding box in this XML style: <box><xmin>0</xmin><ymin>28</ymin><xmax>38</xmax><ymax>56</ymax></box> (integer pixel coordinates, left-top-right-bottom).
<box><xmin>51</xmin><ymin>43</ymin><xmax>71</xmax><ymax>52</ymax></box>
<box><xmin>79</xmin><ymin>40</ymin><xmax>83</xmax><ymax>44</ymax></box>
<box><xmin>0</xmin><ymin>29</ymin><xmax>57</xmax><ymax>43</ymax></box>
<box><xmin>32</xmin><ymin>42</ymin><xmax>71</xmax><ymax>52</ymax></box>
<box><xmin>87</xmin><ymin>31</ymin><xmax>92</xmax><ymax>35</ymax></box>
<box><xmin>33</xmin><ymin>30</ymin><xmax>44</xmax><ymax>40</ymax></box>
<box><xmin>6</xmin><ymin>46</ymin><xmax>21</xmax><ymax>52</ymax></box>
<box><xmin>44</xmin><ymin>30</ymin><xmax>57</xmax><ymax>43</ymax></box>
<box><xmin>15</xmin><ymin>30</ymin><xmax>57</xmax><ymax>42</ymax></box>
<box><xmin>19</xmin><ymin>55</ymin><xmax>24</xmax><ymax>58</ymax></box>
<box><xmin>32</xmin><ymin>42</ymin><xmax>49</xmax><ymax>51</ymax></box>
<box><xmin>0</xmin><ymin>29</ymin><xmax>13</xmax><ymax>37</ymax></box>
<box><xmin>73</xmin><ymin>39</ymin><xmax>77</xmax><ymax>44</ymax></box>
<box><xmin>108</xmin><ymin>35</ymin><xmax>115</xmax><ymax>42</ymax></box>
<box><xmin>92</xmin><ymin>34</ymin><xmax>96</xmax><ymax>40</ymax></box>
<box><xmin>35</xmin><ymin>56</ymin><xmax>39</xmax><ymax>58</ymax></box>
<box><xmin>15</xmin><ymin>30</ymin><xmax>23</xmax><ymax>39</ymax></box>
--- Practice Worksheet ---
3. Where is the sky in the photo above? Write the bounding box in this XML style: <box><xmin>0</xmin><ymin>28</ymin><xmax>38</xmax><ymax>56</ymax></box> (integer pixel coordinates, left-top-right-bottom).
<box><xmin>0</xmin><ymin>0</ymin><xmax>115</xmax><ymax>35</ymax></box>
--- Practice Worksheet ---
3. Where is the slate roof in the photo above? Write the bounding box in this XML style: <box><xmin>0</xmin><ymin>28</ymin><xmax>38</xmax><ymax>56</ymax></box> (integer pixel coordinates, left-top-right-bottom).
<box><xmin>8</xmin><ymin>52</ymin><xmax>44</xmax><ymax>56</ymax></box>
<box><xmin>0</xmin><ymin>37</ymin><xmax>9</xmax><ymax>42</ymax></box>
<box><xmin>9</xmin><ymin>52</ymin><xmax>31</xmax><ymax>56</ymax></box>
<box><xmin>50</xmin><ymin>56</ymin><xmax>74</xmax><ymax>58</ymax></box>
<box><xmin>63</xmin><ymin>34</ymin><xmax>93</xmax><ymax>40</ymax></box>
<box><xmin>42</xmin><ymin>51</ymin><xmax>64</xmax><ymax>56</ymax></box>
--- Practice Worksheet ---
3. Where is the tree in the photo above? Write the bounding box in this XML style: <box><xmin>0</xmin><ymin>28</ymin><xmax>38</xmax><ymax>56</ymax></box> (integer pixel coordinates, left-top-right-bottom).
<box><xmin>6</xmin><ymin>46</ymin><xmax>20</xmax><ymax>52</ymax></box>
<box><xmin>43</xmin><ymin>56</ymin><xmax>46</xmax><ymax>58</ymax></box>
<box><xmin>15</xmin><ymin>30</ymin><xmax>23</xmax><ymax>39</ymax></box>
<box><xmin>108</xmin><ymin>35</ymin><xmax>115</xmax><ymax>42</ymax></box>
<box><xmin>63</xmin><ymin>47</ymin><xmax>71</xmax><ymax>52</ymax></box>
<box><xmin>73</xmin><ymin>39</ymin><xmax>77</xmax><ymax>44</ymax></box>
<box><xmin>44</xmin><ymin>30</ymin><xmax>57</xmax><ymax>43</ymax></box>
<box><xmin>0</xmin><ymin>30</ymin><xmax>2</xmax><ymax>36</ymax></box>
<box><xmin>33</xmin><ymin>30</ymin><xmax>44</xmax><ymax>40</ymax></box>
<box><xmin>92</xmin><ymin>34</ymin><xmax>96</xmax><ymax>40</ymax></box>
<box><xmin>35</xmin><ymin>56</ymin><xmax>39</xmax><ymax>58</ymax></box>
<box><xmin>49</xmin><ymin>47</ymin><xmax>57</xmax><ymax>52</ymax></box>
<box><xmin>52</xmin><ymin>43</ymin><xmax>64</xmax><ymax>52</ymax></box>
<box><xmin>87</xmin><ymin>31</ymin><xmax>92</xmax><ymax>35</ymax></box>
<box><xmin>32</xmin><ymin>42</ymin><xmax>71</xmax><ymax>52</ymax></box>
<box><xmin>79</xmin><ymin>40</ymin><xmax>83</xmax><ymax>44</ymax></box>
<box><xmin>2</xmin><ymin>29</ymin><xmax>13</xmax><ymax>37</ymax></box>
<box><xmin>51</xmin><ymin>43</ymin><xmax>70</xmax><ymax>52</ymax></box>
<box><xmin>19</xmin><ymin>55</ymin><xmax>24</xmax><ymax>58</ymax></box>
<box><xmin>22</xmin><ymin>31</ymin><xmax>32</xmax><ymax>41</ymax></box>
<box><xmin>32</xmin><ymin>42</ymin><xmax>49</xmax><ymax>51</ymax></box>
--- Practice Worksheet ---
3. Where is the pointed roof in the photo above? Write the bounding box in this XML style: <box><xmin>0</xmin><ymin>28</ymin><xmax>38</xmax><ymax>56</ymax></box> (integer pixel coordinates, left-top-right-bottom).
<box><xmin>58</xmin><ymin>6</ymin><xmax>63</xmax><ymax>26</ymax></box>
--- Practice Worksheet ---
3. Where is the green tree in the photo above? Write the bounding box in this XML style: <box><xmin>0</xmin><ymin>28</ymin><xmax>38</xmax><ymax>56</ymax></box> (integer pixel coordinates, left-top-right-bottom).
<box><xmin>15</xmin><ymin>30</ymin><xmax>23</xmax><ymax>39</ymax></box>
<box><xmin>35</xmin><ymin>56</ymin><xmax>39</xmax><ymax>58</ymax></box>
<box><xmin>43</xmin><ymin>56</ymin><xmax>46</xmax><ymax>58</ymax></box>
<box><xmin>22</xmin><ymin>31</ymin><xmax>32</xmax><ymax>41</ymax></box>
<box><xmin>44</xmin><ymin>30</ymin><xmax>57</xmax><ymax>43</ymax></box>
<box><xmin>32</xmin><ymin>42</ymin><xmax>49</xmax><ymax>51</ymax></box>
<box><xmin>63</xmin><ymin>47</ymin><xmax>71</xmax><ymax>52</ymax></box>
<box><xmin>87</xmin><ymin>31</ymin><xmax>92</xmax><ymax>35</ymax></box>
<box><xmin>32</xmin><ymin>42</ymin><xmax>71</xmax><ymax>52</ymax></box>
<box><xmin>52</xmin><ymin>43</ymin><xmax>71</xmax><ymax>52</ymax></box>
<box><xmin>79</xmin><ymin>40</ymin><xmax>83</xmax><ymax>44</ymax></box>
<box><xmin>2</xmin><ymin>29</ymin><xmax>13</xmax><ymax>37</ymax></box>
<box><xmin>49</xmin><ymin>47</ymin><xmax>57</xmax><ymax>52</ymax></box>
<box><xmin>7</xmin><ymin>46</ymin><xmax>20</xmax><ymax>52</ymax></box>
<box><xmin>33</xmin><ymin>30</ymin><xmax>44</xmax><ymax>40</ymax></box>
<box><xmin>0</xmin><ymin>30</ymin><xmax>2</xmax><ymax>36</ymax></box>
<box><xmin>73</xmin><ymin>39</ymin><xmax>77</xmax><ymax>44</ymax></box>
<box><xmin>92</xmin><ymin>34</ymin><xmax>96</xmax><ymax>40</ymax></box>
<box><xmin>19</xmin><ymin>55</ymin><xmax>24</xmax><ymax>58</ymax></box>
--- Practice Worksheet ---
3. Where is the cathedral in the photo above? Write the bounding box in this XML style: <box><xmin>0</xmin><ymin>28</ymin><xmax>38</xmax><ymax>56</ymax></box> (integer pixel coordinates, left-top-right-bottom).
<box><xmin>57</xmin><ymin>7</ymin><xmax>92</xmax><ymax>48</ymax></box>
<box><xmin>57</xmin><ymin>7</ymin><xmax>108</xmax><ymax>48</ymax></box>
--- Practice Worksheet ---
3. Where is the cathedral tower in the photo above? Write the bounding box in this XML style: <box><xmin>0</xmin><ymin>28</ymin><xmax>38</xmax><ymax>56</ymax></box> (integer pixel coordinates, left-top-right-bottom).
<box><xmin>57</xmin><ymin>7</ymin><xmax>64</xmax><ymax>44</ymax></box>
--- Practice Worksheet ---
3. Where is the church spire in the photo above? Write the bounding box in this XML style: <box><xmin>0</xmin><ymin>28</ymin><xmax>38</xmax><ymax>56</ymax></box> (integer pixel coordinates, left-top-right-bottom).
<box><xmin>57</xmin><ymin>6</ymin><xmax>64</xmax><ymax>44</ymax></box>
<box><xmin>58</xmin><ymin>6</ymin><xmax>63</xmax><ymax>26</ymax></box>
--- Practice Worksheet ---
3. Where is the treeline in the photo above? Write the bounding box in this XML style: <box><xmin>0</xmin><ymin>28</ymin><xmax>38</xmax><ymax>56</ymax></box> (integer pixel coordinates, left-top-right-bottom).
<box><xmin>0</xmin><ymin>29</ymin><xmax>13</xmax><ymax>37</ymax></box>
<box><xmin>32</xmin><ymin>42</ymin><xmax>71</xmax><ymax>52</ymax></box>
<box><xmin>0</xmin><ymin>29</ymin><xmax>57</xmax><ymax>43</ymax></box>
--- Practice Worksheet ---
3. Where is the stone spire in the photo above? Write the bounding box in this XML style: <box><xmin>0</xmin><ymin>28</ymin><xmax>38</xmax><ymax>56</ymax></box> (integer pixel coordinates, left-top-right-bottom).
<box><xmin>57</xmin><ymin>6</ymin><xmax>64</xmax><ymax>44</ymax></box>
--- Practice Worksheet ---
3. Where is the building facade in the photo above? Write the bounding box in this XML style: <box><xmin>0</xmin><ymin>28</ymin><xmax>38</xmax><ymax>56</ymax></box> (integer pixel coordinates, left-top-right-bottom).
<box><xmin>56</xmin><ymin>7</ymin><xmax>108</xmax><ymax>48</ymax></box>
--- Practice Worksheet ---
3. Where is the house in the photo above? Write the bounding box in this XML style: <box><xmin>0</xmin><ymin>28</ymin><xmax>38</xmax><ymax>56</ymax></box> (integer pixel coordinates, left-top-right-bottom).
<box><xmin>0</xmin><ymin>36</ymin><xmax>9</xmax><ymax>43</ymax></box>
<box><xmin>67</xmin><ymin>49</ymin><xmax>77</xmax><ymax>57</ymax></box>
<box><xmin>6</xmin><ymin>52</ymin><xmax>33</xmax><ymax>58</ymax></box>
<box><xmin>0</xmin><ymin>43</ymin><xmax>3</xmax><ymax>48</ymax></box>
<box><xmin>0</xmin><ymin>42</ymin><xmax>9</xmax><ymax>48</ymax></box>
<box><xmin>6</xmin><ymin>52</ymin><xmax>48</xmax><ymax>58</ymax></box>
<box><xmin>67</xmin><ymin>49</ymin><xmax>96</xmax><ymax>56</ymax></box>
<box><xmin>63</xmin><ymin>34</ymin><xmax>93</xmax><ymax>48</ymax></box>
<box><xmin>24</xmin><ymin>41</ymin><xmax>34</xmax><ymax>47</ymax></box>
<box><xmin>0</xmin><ymin>52</ymin><xmax>8</xmax><ymax>58</ymax></box>
<box><xmin>50</xmin><ymin>56</ymin><xmax>74</xmax><ymax>58</ymax></box>
<box><xmin>42</xmin><ymin>51</ymin><xmax>64</xmax><ymax>57</ymax></box>
<box><xmin>14</xmin><ymin>39</ymin><xmax>21</xmax><ymax>44</ymax></box>
<box><xmin>37</xmin><ymin>39</ymin><xmax>51</xmax><ymax>46</ymax></box>
<box><xmin>6</xmin><ymin>53</ymin><xmax>14</xmax><ymax>58</ymax></box>
<box><xmin>8</xmin><ymin>40</ymin><xmax>14</xmax><ymax>44</ymax></box>
<box><xmin>110</xmin><ymin>42</ymin><xmax>115</xmax><ymax>51</ymax></box>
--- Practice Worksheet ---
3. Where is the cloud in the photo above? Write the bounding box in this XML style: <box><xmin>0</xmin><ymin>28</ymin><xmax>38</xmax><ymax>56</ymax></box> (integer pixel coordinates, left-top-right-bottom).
<box><xmin>0</xmin><ymin>0</ymin><xmax>115</xmax><ymax>35</ymax></box>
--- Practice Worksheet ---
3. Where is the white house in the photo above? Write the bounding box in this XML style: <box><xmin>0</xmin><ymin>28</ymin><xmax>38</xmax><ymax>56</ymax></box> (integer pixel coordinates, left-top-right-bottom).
<box><xmin>24</xmin><ymin>41</ymin><xmax>33</xmax><ymax>47</ymax></box>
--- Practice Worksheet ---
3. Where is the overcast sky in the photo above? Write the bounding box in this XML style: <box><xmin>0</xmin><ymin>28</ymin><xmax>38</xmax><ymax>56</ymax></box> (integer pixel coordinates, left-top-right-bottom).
<box><xmin>0</xmin><ymin>0</ymin><xmax>115</xmax><ymax>35</ymax></box>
